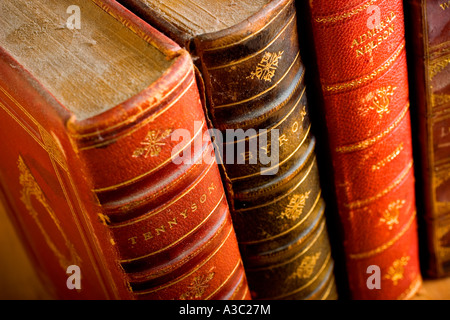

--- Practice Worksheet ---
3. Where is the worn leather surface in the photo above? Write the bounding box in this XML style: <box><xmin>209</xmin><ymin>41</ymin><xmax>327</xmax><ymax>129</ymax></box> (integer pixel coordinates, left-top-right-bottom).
<box><xmin>309</xmin><ymin>0</ymin><xmax>421</xmax><ymax>299</ymax></box>
<box><xmin>0</xmin><ymin>0</ymin><xmax>250</xmax><ymax>300</ymax></box>
<box><xmin>119</xmin><ymin>0</ymin><xmax>338</xmax><ymax>300</ymax></box>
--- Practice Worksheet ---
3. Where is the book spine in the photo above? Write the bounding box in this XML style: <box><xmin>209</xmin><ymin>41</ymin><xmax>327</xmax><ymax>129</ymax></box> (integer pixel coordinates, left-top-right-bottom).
<box><xmin>190</xmin><ymin>0</ymin><xmax>337</xmax><ymax>299</ymax></box>
<box><xmin>308</xmin><ymin>0</ymin><xmax>422</xmax><ymax>299</ymax></box>
<box><xmin>405</xmin><ymin>0</ymin><xmax>450</xmax><ymax>278</ymax></box>
<box><xmin>0</xmin><ymin>48</ymin><xmax>133</xmax><ymax>300</ymax></box>
<box><xmin>68</xmin><ymin>47</ymin><xmax>250</xmax><ymax>300</ymax></box>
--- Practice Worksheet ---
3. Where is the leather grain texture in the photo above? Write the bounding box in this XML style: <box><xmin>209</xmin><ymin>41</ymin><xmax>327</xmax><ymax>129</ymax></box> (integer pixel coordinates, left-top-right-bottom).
<box><xmin>405</xmin><ymin>0</ymin><xmax>450</xmax><ymax>278</ymax></box>
<box><xmin>0</xmin><ymin>0</ymin><xmax>250</xmax><ymax>300</ymax></box>
<box><xmin>308</xmin><ymin>0</ymin><xmax>422</xmax><ymax>299</ymax></box>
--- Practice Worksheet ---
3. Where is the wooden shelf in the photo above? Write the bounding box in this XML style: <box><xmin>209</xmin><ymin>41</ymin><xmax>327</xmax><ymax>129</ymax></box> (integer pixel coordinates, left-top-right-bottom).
<box><xmin>412</xmin><ymin>278</ymin><xmax>450</xmax><ymax>300</ymax></box>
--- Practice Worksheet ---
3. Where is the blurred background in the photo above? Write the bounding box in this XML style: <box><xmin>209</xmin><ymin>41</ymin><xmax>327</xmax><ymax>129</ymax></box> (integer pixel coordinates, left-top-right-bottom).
<box><xmin>0</xmin><ymin>200</ymin><xmax>52</xmax><ymax>299</ymax></box>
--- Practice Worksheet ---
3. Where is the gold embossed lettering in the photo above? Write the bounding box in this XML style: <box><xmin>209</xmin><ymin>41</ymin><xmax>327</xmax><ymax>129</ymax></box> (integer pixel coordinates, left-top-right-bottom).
<box><xmin>440</xmin><ymin>0</ymin><xmax>450</xmax><ymax>10</ymax></box>
<box><xmin>168</xmin><ymin>217</ymin><xmax>177</xmax><ymax>229</ymax></box>
<box><xmin>279</xmin><ymin>134</ymin><xmax>288</xmax><ymax>147</ymax></box>
<box><xmin>208</xmin><ymin>183</ymin><xmax>216</xmax><ymax>194</ymax></box>
<box><xmin>127</xmin><ymin>191</ymin><xmax>219</xmax><ymax>248</ymax></box>
<box><xmin>128</xmin><ymin>236</ymin><xmax>138</xmax><ymax>245</ymax></box>
<box><xmin>352</xmin><ymin>12</ymin><xmax>396</xmax><ymax>58</ymax></box>
<box><xmin>300</xmin><ymin>105</ymin><xmax>307</xmax><ymax>122</ymax></box>
<box><xmin>356</xmin><ymin>48</ymin><xmax>364</xmax><ymax>57</ymax></box>
<box><xmin>180</xmin><ymin>209</ymin><xmax>188</xmax><ymax>218</ymax></box>
<box><xmin>143</xmin><ymin>231</ymin><xmax>153</xmax><ymax>241</ymax></box>
<box><xmin>155</xmin><ymin>225</ymin><xmax>166</xmax><ymax>236</ymax></box>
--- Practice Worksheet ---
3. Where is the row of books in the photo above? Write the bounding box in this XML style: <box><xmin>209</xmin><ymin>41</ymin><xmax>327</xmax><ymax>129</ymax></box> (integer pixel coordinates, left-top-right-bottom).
<box><xmin>0</xmin><ymin>0</ymin><xmax>448</xmax><ymax>300</ymax></box>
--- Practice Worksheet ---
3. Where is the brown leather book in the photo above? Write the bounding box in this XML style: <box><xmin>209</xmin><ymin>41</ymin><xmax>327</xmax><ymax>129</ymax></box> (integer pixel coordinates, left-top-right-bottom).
<box><xmin>118</xmin><ymin>0</ymin><xmax>338</xmax><ymax>299</ymax></box>
<box><xmin>0</xmin><ymin>0</ymin><xmax>250</xmax><ymax>299</ymax></box>
<box><xmin>404</xmin><ymin>0</ymin><xmax>450</xmax><ymax>278</ymax></box>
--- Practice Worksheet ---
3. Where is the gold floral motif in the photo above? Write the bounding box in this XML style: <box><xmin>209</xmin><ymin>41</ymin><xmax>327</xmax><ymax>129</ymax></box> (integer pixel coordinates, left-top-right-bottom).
<box><xmin>132</xmin><ymin>129</ymin><xmax>172</xmax><ymax>158</ymax></box>
<box><xmin>279</xmin><ymin>191</ymin><xmax>311</xmax><ymax>221</ymax></box>
<box><xmin>247</xmin><ymin>51</ymin><xmax>284</xmax><ymax>82</ymax></box>
<box><xmin>288</xmin><ymin>252</ymin><xmax>321</xmax><ymax>281</ymax></box>
<box><xmin>380</xmin><ymin>200</ymin><xmax>405</xmax><ymax>230</ymax></box>
<box><xmin>18</xmin><ymin>156</ymin><xmax>81</xmax><ymax>270</ymax></box>
<box><xmin>180</xmin><ymin>268</ymin><xmax>215</xmax><ymax>300</ymax></box>
<box><xmin>384</xmin><ymin>256</ymin><xmax>410</xmax><ymax>285</ymax></box>
<box><xmin>367</xmin><ymin>86</ymin><xmax>397</xmax><ymax>117</ymax></box>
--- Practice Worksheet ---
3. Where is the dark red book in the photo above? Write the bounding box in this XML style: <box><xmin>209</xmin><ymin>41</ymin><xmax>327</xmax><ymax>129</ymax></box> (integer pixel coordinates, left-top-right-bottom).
<box><xmin>0</xmin><ymin>0</ymin><xmax>250</xmax><ymax>299</ymax></box>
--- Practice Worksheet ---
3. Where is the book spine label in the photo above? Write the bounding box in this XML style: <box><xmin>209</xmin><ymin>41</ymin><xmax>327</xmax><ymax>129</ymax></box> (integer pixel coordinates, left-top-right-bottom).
<box><xmin>310</xmin><ymin>0</ymin><xmax>421</xmax><ymax>299</ymax></box>
<box><xmin>407</xmin><ymin>0</ymin><xmax>450</xmax><ymax>277</ymax></box>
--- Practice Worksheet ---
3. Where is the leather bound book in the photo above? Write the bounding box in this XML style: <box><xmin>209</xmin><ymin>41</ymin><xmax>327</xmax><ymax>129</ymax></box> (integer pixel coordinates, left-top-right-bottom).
<box><xmin>0</xmin><ymin>0</ymin><xmax>250</xmax><ymax>300</ymax></box>
<box><xmin>118</xmin><ymin>0</ymin><xmax>338</xmax><ymax>300</ymax></box>
<box><xmin>306</xmin><ymin>0</ymin><xmax>422</xmax><ymax>299</ymax></box>
<box><xmin>404</xmin><ymin>0</ymin><xmax>450</xmax><ymax>278</ymax></box>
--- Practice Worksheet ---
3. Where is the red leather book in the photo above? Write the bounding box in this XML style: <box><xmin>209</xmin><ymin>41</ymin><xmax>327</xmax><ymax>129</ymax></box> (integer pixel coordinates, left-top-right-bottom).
<box><xmin>404</xmin><ymin>0</ymin><xmax>450</xmax><ymax>278</ymax></box>
<box><xmin>117</xmin><ymin>0</ymin><xmax>338</xmax><ymax>300</ymax></box>
<box><xmin>0</xmin><ymin>0</ymin><xmax>249</xmax><ymax>300</ymax></box>
<box><xmin>307</xmin><ymin>0</ymin><xmax>422</xmax><ymax>299</ymax></box>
